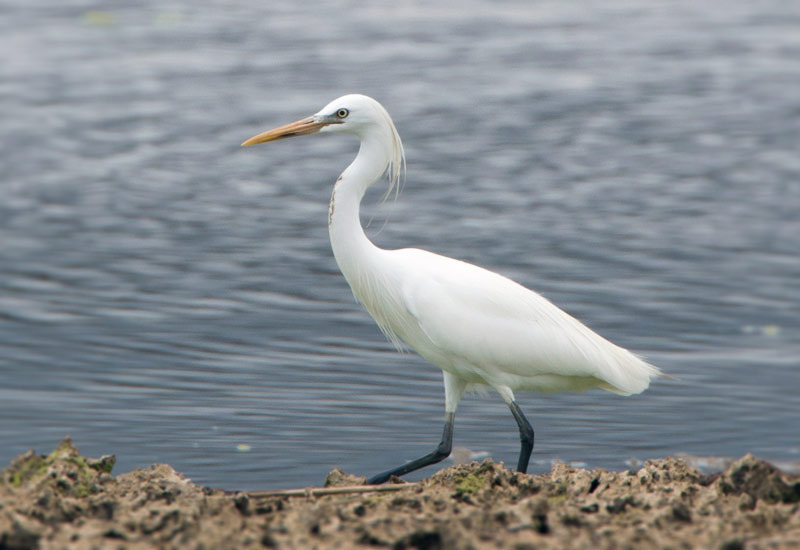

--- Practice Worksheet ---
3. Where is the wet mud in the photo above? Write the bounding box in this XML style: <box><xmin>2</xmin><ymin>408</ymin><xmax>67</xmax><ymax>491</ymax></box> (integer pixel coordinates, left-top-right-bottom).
<box><xmin>1</xmin><ymin>438</ymin><xmax>798</xmax><ymax>549</ymax></box>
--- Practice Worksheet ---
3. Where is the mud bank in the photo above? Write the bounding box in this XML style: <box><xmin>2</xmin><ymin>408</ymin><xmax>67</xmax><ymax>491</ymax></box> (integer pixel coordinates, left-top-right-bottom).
<box><xmin>1</xmin><ymin>438</ymin><xmax>798</xmax><ymax>549</ymax></box>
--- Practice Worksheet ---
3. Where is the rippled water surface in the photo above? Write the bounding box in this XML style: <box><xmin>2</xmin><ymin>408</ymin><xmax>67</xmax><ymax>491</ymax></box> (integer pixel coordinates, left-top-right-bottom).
<box><xmin>1</xmin><ymin>1</ymin><xmax>799</xmax><ymax>489</ymax></box>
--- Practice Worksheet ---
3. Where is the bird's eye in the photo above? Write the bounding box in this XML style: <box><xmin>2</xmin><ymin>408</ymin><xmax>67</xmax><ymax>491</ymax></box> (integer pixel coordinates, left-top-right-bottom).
<box><xmin>336</xmin><ymin>108</ymin><xmax>349</xmax><ymax>119</ymax></box>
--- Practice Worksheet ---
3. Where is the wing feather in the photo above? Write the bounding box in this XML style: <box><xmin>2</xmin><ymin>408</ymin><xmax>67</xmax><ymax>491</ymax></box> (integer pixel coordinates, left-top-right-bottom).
<box><xmin>391</xmin><ymin>248</ymin><xmax>659</xmax><ymax>395</ymax></box>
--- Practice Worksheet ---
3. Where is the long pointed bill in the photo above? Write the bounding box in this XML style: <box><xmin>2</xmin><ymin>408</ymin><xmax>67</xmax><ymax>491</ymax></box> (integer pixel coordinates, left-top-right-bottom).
<box><xmin>241</xmin><ymin>116</ymin><xmax>330</xmax><ymax>146</ymax></box>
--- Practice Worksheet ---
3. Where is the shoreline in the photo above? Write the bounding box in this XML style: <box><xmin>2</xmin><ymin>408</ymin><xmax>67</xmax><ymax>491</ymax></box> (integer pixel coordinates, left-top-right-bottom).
<box><xmin>2</xmin><ymin>438</ymin><xmax>798</xmax><ymax>549</ymax></box>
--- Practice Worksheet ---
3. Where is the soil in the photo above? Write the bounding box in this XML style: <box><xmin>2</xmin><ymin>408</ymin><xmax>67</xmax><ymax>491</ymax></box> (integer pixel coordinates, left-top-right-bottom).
<box><xmin>1</xmin><ymin>438</ymin><xmax>798</xmax><ymax>549</ymax></box>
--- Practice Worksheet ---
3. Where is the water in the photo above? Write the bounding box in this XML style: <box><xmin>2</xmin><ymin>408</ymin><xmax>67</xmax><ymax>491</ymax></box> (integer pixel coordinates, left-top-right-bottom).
<box><xmin>1</xmin><ymin>0</ymin><xmax>798</xmax><ymax>490</ymax></box>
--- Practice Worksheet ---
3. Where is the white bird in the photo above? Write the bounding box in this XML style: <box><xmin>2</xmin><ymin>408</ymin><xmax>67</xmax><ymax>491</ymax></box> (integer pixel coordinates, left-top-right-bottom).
<box><xmin>242</xmin><ymin>94</ymin><xmax>663</xmax><ymax>484</ymax></box>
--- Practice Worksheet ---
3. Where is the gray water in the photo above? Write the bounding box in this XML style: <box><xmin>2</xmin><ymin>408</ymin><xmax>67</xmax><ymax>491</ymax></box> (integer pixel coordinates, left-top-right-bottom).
<box><xmin>1</xmin><ymin>0</ymin><xmax>799</xmax><ymax>490</ymax></box>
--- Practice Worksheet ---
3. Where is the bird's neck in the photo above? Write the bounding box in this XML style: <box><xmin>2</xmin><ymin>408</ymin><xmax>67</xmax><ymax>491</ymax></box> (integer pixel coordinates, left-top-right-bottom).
<box><xmin>327</xmin><ymin>136</ymin><xmax>391</xmax><ymax>291</ymax></box>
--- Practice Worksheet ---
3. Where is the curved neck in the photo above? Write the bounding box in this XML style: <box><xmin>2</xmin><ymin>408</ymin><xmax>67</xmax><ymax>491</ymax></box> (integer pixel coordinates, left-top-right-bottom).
<box><xmin>328</xmin><ymin>133</ymin><xmax>391</xmax><ymax>288</ymax></box>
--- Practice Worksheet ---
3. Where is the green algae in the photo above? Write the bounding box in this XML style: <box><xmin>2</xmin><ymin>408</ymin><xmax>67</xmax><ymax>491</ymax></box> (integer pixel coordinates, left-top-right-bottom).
<box><xmin>2</xmin><ymin>437</ymin><xmax>115</xmax><ymax>497</ymax></box>
<box><xmin>454</xmin><ymin>472</ymin><xmax>486</xmax><ymax>495</ymax></box>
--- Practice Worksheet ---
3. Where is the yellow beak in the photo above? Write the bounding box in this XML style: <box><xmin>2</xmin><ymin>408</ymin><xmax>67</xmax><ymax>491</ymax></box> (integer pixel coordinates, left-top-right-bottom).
<box><xmin>241</xmin><ymin>116</ymin><xmax>330</xmax><ymax>146</ymax></box>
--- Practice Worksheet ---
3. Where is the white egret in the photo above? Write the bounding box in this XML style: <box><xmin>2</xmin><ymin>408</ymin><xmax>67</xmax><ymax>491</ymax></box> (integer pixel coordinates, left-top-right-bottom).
<box><xmin>242</xmin><ymin>94</ymin><xmax>663</xmax><ymax>484</ymax></box>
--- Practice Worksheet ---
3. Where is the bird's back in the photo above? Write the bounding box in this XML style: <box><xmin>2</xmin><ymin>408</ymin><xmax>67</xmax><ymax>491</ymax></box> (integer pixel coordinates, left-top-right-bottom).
<box><xmin>356</xmin><ymin>247</ymin><xmax>661</xmax><ymax>396</ymax></box>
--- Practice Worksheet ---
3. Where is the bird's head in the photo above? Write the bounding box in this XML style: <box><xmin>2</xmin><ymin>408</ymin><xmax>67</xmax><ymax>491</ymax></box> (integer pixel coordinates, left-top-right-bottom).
<box><xmin>242</xmin><ymin>94</ymin><xmax>405</xmax><ymax>197</ymax></box>
<box><xmin>242</xmin><ymin>94</ymin><xmax>392</xmax><ymax>145</ymax></box>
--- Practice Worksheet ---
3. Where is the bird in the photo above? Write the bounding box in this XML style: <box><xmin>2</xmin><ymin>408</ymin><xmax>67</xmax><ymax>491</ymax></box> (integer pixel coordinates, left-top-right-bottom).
<box><xmin>242</xmin><ymin>94</ymin><xmax>663</xmax><ymax>485</ymax></box>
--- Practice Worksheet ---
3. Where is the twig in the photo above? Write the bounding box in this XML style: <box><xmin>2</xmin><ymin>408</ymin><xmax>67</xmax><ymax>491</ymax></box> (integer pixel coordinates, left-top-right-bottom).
<box><xmin>245</xmin><ymin>483</ymin><xmax>419</xmax><ymax>499</ymax></box>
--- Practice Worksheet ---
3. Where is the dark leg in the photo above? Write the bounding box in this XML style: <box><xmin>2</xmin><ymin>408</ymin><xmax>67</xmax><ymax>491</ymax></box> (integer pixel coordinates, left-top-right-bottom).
<box><xmin>508</xmin><ymin>401</ymin><xmax>534</xmax><ymax>473</ymax></box>
<box><xmin>366</xmin><ymin>412</ymin><xmax>455</xmax><ymax>485</ymax></box>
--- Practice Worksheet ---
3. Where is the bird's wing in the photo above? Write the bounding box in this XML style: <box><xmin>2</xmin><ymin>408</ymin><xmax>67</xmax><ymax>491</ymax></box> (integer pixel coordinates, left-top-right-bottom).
<box><xmin>392</xmin><ymin>248</ymin><xmax>656</xmax><ymax>395</ymax></box>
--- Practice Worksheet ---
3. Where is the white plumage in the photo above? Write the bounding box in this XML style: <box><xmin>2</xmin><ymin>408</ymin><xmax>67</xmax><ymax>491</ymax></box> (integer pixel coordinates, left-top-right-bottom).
<box><xmin>243</xmin><ymin>94</ymin><xmax>663</xmax><ymax>484</ymax></box>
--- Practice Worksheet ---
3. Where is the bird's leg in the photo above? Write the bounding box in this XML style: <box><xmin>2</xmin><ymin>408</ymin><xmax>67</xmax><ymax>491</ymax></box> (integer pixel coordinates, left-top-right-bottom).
<box><xmin>365</xmin><ymin>412</ymin><xmax>454</xmax><ymax>485</ymax></box>
<box><xmin>366</xmin><ymin>373</ymin><xmax>465</xmax><ymax>485</ymax></box>
<box><xmin>508</xmin><ymin>401</ymin><xmax>534</xmax><ymax>473</ymax></box>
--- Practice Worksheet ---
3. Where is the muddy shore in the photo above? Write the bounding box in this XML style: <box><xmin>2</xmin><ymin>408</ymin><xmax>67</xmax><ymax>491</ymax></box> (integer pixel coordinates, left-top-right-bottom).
<box><xmin>1</xmin><ymin>438</ymin><xmax>798</xmax><ymax>549</ymax></box>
